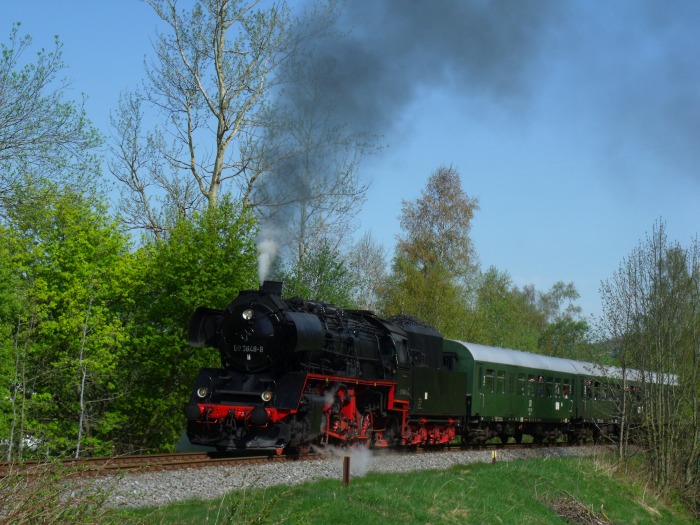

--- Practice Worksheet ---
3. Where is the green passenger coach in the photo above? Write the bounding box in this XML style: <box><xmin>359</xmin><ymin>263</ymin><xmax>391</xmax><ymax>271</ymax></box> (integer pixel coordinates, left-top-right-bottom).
<box><xmin>443</xmin><ymin>340</ymin><xmax>628</xmax><ymax>445</ymax></box>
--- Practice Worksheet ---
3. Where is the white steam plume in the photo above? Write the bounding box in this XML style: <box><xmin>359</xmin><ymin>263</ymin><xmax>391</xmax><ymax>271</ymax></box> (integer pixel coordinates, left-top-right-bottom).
<box><xmin>257</xmin><ymin>237</ymin><xmax>278</xmax><ymax>285</ymax></box>
<box><xmin>312</xmin><ymin>444</ymin><xmax>374</xmax><ymax>477</ymax></box>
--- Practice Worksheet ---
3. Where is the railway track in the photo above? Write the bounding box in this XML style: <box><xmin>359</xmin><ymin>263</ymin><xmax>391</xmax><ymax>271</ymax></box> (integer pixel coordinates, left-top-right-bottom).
<box><xmin>0</xmin><ymin>440</ymin><xmax>595</xmax><ymax>479</ymax></box>
<box><xmin>0</xmin><ymin>451</ymin><xmax>313</xmax><ymax>479</ymax></box>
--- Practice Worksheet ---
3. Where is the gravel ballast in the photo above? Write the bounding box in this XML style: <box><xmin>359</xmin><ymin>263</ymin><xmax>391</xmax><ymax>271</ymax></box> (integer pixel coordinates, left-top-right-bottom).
<box><xmin>96</xmin><ymin>446</ymin><xmax>607</xmax><ymax>509</ymax></box>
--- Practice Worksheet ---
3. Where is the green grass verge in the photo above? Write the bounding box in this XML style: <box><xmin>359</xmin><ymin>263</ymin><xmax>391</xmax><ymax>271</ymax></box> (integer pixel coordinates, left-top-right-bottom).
<box><xmin>120</xmin><ymin>455</ymin><xmax>696</xmax><ymax>525</ymax></box>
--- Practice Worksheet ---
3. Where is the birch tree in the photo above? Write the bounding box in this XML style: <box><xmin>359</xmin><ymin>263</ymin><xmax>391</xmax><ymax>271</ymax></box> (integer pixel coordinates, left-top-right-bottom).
<box><xmin>110</xmin><ymin>0</ymin><xmax>291</xmax><ymax>237</ymax></box>
<box><xmin>397</xmin><ymin>165</ymin><xmax>480</xmax><ymax>287</ymax></box>
<box><xmin>600</xmin><ymin>220</ymin><xmax>699</xmax><ymax>508</ymax></box>
<box><xmin>382</xmin><ymin>165</ymin><xmax>479</xmax><ymax>336</ymax></box>
<box><xmin>0</xmin><ymin>24</ymin><xmax>101</xmax><ymax>208</ymax></box>
<box><xmin>346</xmin><ymin>231</ymin><xmax>388</xmax><ymax>311</ymax></box>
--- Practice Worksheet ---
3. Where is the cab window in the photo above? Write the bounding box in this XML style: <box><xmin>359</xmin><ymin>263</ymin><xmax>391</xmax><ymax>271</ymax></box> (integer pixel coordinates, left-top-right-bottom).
<box><xmin>394</xmin><ymin>337</ymin><xmax>409</xmax><ymax>365</ymax></box>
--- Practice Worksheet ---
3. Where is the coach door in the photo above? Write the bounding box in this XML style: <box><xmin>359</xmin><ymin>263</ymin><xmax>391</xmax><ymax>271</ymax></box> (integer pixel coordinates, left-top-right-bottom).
<box><xmin>562</xmin><ymin>377</ymin><xmax>574</xmax><ymax>417</ymax></box>
<box><xmin>479</xmin><ymin>365</ymin><xmax>511</xmax><ymax>419</ymax></box>
<box><xmin>505</xmin><ymin>366</ymin><xmax>517</xmax><ymax>419</ymax></box>
<box><xmin>578</xmin><ymin>377</ymin><xmax>591</xmax><ymax>419</ymax></box>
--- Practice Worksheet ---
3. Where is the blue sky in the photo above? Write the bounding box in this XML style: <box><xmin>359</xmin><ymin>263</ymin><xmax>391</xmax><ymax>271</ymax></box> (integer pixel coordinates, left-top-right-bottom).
<box><xmin>3</xmin><ymin>1</ymin><xmax>699</xmax><ymax>320</ymax></box>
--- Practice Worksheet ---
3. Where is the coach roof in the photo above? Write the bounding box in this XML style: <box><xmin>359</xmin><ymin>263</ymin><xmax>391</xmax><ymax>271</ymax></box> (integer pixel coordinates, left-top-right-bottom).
<box><xmin>449</xmin><ymin>341</ymin><xmax>676</xmax><ymax>384</ymax></box>
<box><xmin>451</xmin><ymin>341</ymin><xmax>605</xmax><ymax>377</ymax></box>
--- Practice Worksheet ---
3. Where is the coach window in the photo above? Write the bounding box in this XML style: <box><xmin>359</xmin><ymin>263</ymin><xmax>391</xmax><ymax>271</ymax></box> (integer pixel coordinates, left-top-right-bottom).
<box><xmin>518</xmin><ymin>373</ymin><xmax>526</xmax><ymax>396</ymax></box>
<box><xmin>563</xmin><ymin>382</ymin><xmax>570</xmax><ymax>399</ymax></box>
<box><xmin>485</xmin><ymin>369</ymin><xmax>495</xmax><ymax>393</ymax></box>
<box><xmin>508</xmin><ymin>372</ymin><xmax>515</xmax><ymax>395</ymax></box>
<box><xmin>610</xmin><ymin>383</ymin><xmax>618</xmax><ymax>401</ymax></box>
<box><xmin>555</xmin><ymin>378</ymin><xmax>561</xmax><ymax>398</ymax></box>
<box><xmin>610</xmin><ymin>383</ymin><xmax>620</xmax><ymax>401</ymax></box>
<box><xmin>527</xmin><ymin>374</ymin><xmax>536</xmax><ymax>397</ymax></box>
<box><xmin>583</xmin><ymin>380</ymin><xmax>592</xmax><ymax>399</ymax></box>
<box><xmin>536</xmin><ymin>376</ymin><xmax>544</xmax><ymax>397</ymax></box>
<box><xmin>496</xmin><ymin>370</ymin><xmax>506</xmax><ymax>394</ymax></box>
<box><xmin>604</xmin><ymin>382</ymin><xmax>614</xmax><ymax>401</ymax></box>
<box><xmin>630</xmin><ymin>385</ymin><xmax>640</xmax><ymax>401</ymax></box>
<box><xmin>545</xmin><ymin>377</ymin><xmax>553</xmax><ymax>397</ymax></box>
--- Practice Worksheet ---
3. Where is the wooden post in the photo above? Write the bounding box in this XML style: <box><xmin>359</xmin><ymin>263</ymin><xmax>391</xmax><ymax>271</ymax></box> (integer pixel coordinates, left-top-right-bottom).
<box><xmin>343</xmin><ymin>456</ymin><xmax>350</xmax><ymax>487</ymax></box>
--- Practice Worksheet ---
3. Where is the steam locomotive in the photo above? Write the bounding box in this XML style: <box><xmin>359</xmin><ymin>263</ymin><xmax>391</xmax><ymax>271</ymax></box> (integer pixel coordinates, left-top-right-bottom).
<box><xmin>184</xmin><ymin>281</ymin><xmax>465</xmax><ymax>453</ymax></box>
<box><xmin>184</xmin><ymin>282</ymin><xmax>634</xmax><ymax>453</ymax></box>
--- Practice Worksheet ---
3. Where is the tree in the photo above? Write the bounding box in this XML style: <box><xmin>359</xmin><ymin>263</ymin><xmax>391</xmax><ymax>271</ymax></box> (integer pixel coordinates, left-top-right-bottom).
<box><xmin>108</xmin><ymin>92</ymin><xmax>167</xmax><ymax>240</ymax></box>
<box><xmin>278</xmin><ymin>238</ymin><xmax>354</xmax><ymax>307</ymax></box>
<box><xmin>397</xmin><ymin>165</ymin><xmax>480</xmax><ymax>289</ymax></box>
<box><xmin>114</xmin><ymin>197</ymin><xmax>258</xmax><ymax>452</ymax></box>
<box><xmin>109</xmin><ymin>0</ymin><xmax>291</xmax><ymax>237</ymax></box>
<box><xmin>0</xmin><ymin>224</ymin><xmax>25</xmax><ymax>460</ymax></box>
<box><xmin>536</xmin><ymin>282</ymin><xmax>591</xmax><ymax>359</ymax></box>
<box><xmin>1</xmin><ymin>182</ymin><xmax>133</xmax><ymax>458</ymax></box>
<box><xmin>381</xmin><ymin>165</ymin><xmax>479</xmax><ymax>336</ymax></box>
<box><xmin>469</xmin><ymin>267</ymin><xmax>592</xmax><ymax>358</ymax></box>
<box><xmin>0</xmin><ymin>24</ymin><xmax>101</xmax><ymax>206</ymax></box>
<box><xmin>600</xmin><ymin>221</ymin><xmax>699</xmax><ymax>509</ymax></box>
<box><xmin>472</xmin><ymin>267</ymin><xmax>541</xmax><ymax>351</ymax></box>
<box><xmin>346</xmin><ymin>231</ymin><xmax>388</xmax><ymax>311</ymax></box>
<box><xmin>382</xmin><ymin>252</ymin><xmax>468</xmax><ymax>338</ymax></box>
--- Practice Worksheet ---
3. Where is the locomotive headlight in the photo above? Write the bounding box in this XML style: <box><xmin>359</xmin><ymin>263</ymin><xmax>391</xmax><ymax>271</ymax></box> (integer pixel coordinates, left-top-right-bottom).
<box><xmin>242</xmin><ymin>308</ymin><xmax>254</xmax><ymax>320</ymax></box>
<box><xmin>261</xmin><ymin>390</ymin><xmax>273</xmax><ymax>402</ymax></box>
<box><xmin>196</xmin><ymin>387</ymin><xmax>210</xmax><ymax>399</ymax></box>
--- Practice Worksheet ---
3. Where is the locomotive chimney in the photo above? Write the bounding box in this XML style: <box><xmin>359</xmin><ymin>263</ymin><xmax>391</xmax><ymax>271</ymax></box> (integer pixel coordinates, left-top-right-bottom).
<box><xmin>261</xmin><ymin>280</ymin><xmax>283</xmax><ymax>296</ymax></box>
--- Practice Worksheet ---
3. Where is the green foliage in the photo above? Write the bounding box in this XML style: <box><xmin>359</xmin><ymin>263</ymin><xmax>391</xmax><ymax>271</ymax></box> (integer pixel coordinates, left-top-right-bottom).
<box><xmin>279</xmin><ymin>239</ymin><xmax>355</xmax><ymax>307</ymax></box>
<box><xmin>600</xmin><ymin>220</ymin><xmax>699</xmax><ymax>503</ymax></box>
<box><xmin>0</xmin><ymin>181</ymin><xmax>258</xmax><ymax>457</ymax></box>
<box><xmin>383</xmin><ymin>166</ymin><xmax>478</xmax><ymax>335</ymax></box>
<box><xmin>381</xmin><ymin>254</ymin><xmax>468</xmax><ymax>338</ymax></box>
<box><xmin>397</xmin><ymin>165</ymin><xmax>479</xmax><ymax>286</ymax></box>
<box><xmin>470</xmin><ymin>267</ymin><xmax>593</xmax><ymax>358</ymax></box>
<box><xmin>1</xmin><ymin>182</ymin><xmax>133</xmax><ymax>458</ymax></box>
<box><xmin>471</xmin><ymin>267</ymin><xmax>541</xmax><ymax>351</ymax></box>
<box><xmin>0</xmin><ymin>225</ymin><xmax>23</xmax><ymax>450</ymax></box>
<box><xmin>114</xmin><ymin>196</ymin><xmax>258</xmax><ymax>452</ymax></box>
<box><xmin>0</xmin><ymin>23</ymin><xmax>102</xmax><ymax>203</ymax></box>
<box><xmin>538</xmin><ymin>317</ymin><xmax>591</xmax><ymax>358</ymax></box>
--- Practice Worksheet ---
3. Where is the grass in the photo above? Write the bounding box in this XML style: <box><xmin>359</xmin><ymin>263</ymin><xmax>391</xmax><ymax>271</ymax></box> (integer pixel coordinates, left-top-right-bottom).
<box><xmin>0</xmin><ymin>459</ymin><xmax>131</xmax><ymax>524</ymax></box>
<box><xmin>120</xmin><ymin>454</ymin><xmax>697</xmax><ymax>525</ymax></box>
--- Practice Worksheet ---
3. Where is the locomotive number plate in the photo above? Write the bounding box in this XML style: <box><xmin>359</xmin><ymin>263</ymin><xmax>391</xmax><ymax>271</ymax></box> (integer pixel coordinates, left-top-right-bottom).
<box><xmin>232</xmin><ymin>345</ymin><xmax>265</xmax><ymax>353</ymax></box>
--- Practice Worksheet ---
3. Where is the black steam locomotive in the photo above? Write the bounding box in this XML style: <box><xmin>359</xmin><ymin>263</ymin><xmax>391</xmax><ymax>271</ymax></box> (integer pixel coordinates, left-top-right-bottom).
<box><xmin>184</xmin><ymin>281</ymin><xmax>465</xmax><ymax>453</ymax></box>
